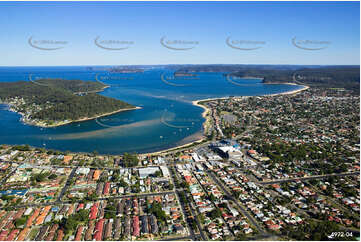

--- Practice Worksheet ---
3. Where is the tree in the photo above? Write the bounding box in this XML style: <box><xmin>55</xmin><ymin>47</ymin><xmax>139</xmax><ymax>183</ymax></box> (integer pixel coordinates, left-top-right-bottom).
<box><xmin>48</xmin><ymin>174</ymin><xmax>57</xmax><ymax>180</ymax></box>
<box><xmin>154</xmin><ymin>171</ymin><xmax>162</xmax><ymax>177</ymax></box>
<box><xmin>123</xmin><ymin>153</ymin><xmax>139</xmax><ymax>167</ymax></box>
<box><xmin>119</xmin><ymin>179</ymin><xmax>128</xmax><ymax>188</ymax></box>
<box><xmin>209</xmin><ymin>193</ymin><xmax>216</xmax><ymax>202</ymax></box>
<box><xmin>15</xmin><ymin>217</ymin><xmax>27</xmax><ymax>228</ymax></box>
<box><xmin>208</xmin><ymin>208</ymin><xmax>222</xmax><ymax>219</ymax></box>
<box><xmin>60</xmin><ymin>209</ymin><xmax>89</xmax><ymax>235</ymax></box>
<box><xmin>149</xmin><ymin>202</ymin><xmax>167</xmax><ymax>224</ymax></box>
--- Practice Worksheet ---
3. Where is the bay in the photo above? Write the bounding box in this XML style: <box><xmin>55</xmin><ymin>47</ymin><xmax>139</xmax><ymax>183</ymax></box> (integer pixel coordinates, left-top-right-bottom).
<box><xmin>0</xmin><ymin>66</ymin><xmax>303</xmax><ymax>154</ymax></box>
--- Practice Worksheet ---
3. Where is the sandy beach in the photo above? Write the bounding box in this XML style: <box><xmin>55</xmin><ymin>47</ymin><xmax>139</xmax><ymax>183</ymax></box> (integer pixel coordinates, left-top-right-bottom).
<box><xmin>142</xmin><ymin>132</ymin><xmax>207</xmax><ymax>156</ymax></box>
<box><xmin>263</xmin><ymin>85</ymin><xmax>309</xmax><ymax>96</ymax></box>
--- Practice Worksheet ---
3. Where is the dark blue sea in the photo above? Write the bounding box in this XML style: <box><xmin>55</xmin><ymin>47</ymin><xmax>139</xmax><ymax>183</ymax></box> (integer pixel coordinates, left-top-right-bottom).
<box><xmin>0</xmin><ymin>66</ymin><xmax>302</xmax><ymax>154</ymax></box>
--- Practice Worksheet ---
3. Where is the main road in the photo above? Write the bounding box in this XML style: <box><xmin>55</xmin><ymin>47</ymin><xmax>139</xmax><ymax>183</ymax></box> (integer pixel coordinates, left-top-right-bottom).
<box><xmin>205</xmin><ymin>170</ymin><xmax>267</xmax><ymax>235</ymax></box>
<box><xmin>168</xmin><ymin>165</ymin><xmax>207</xmax><ymax>241</ymax></box>
<box><xmin>259</xmin><ymin>172</ymin><xmax>359</xmax><ymax>185</ymax></box>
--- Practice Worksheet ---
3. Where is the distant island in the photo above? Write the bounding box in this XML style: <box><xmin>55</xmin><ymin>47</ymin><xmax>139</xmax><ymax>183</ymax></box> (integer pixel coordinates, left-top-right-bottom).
<box><xmin>0</xmin><ymin>79</ymin><xmax>137</xmax><ymax>127</ymax></box>
<box><xmin>108</xmin><ymin>67</ymin><xmax>144</xmax><ymax>73</ymax></box>
<box><xmin>173</xmin><ymin>72</ymin><xmax>198</xmax><ymax>77</ymax></box>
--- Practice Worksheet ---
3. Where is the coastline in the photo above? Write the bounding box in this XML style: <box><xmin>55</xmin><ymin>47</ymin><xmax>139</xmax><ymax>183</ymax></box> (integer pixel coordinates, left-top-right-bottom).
<box><xmin>141</xmin><ymin>132</ymin><xmax>207</xmax><ymax>156</ymax></box>
<box><xmin>4</xmin><ymin>82</ymin><xmax>138</xmax><ymax>128</ymax></box>
<box><xmin>142</xmin><ymin>83</ymin><xmax>309</xmax><ymax>155</ymax></box>
<box><xmin>2</xmin><ymin>83</ymin><xmax>309</xmax><ymax>155</ymax></box>
<box><xmin>20</xmin><ymin>106</ymin><xmax>142</xmax><ymax>128</ymax></box>
<box><xmin>191</xmin><ymin>84</ymin><xmax>309</xmax><ymax>104</ymax></box>
<box><xmin>263</xmin><ymin>84</ymin><xmax>309</xmax><ymax>96</ymax></box>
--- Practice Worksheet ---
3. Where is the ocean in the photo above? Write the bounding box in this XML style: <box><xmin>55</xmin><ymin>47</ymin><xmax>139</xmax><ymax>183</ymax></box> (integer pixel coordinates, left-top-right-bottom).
<box><xmin>0</xmin><ymin>66</ymin><xmax>303</xmax><ymax>154</ymax></box>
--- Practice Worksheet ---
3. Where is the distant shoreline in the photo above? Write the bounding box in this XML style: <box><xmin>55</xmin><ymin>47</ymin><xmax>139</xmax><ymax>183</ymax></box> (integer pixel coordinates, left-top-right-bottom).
<box><xmin>142</xmin><ymin>83</ymin><xmax>309</xmax><ymax>155</ymax></box>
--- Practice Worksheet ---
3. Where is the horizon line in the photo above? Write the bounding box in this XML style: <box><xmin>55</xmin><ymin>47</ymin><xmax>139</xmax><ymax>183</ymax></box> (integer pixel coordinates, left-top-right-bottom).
<box><xmin>0</xmin><ymin>64</ymin><xmax>360</xmax><ymax>67</ymax></box>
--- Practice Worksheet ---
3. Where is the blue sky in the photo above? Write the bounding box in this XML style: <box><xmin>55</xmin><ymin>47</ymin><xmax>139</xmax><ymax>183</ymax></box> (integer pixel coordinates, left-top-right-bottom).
<box><xmin>0</xmin><ymin>1</ymin><xmax>359</xmax><ymax>66</ymax></box>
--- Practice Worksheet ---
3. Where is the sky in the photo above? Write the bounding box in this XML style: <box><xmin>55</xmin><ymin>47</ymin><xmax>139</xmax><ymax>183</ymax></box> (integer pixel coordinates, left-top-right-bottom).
<box><xmin>0</xmin><ymin>1</ymin><xmax>359</xmax><ymax>66</ymax></box>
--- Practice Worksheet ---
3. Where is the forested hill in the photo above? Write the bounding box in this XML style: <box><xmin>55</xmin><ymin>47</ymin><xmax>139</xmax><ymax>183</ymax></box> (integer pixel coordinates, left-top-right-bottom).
<box><xmin>230</xmin><ymin>66</ymin><xmax>360</xmax><ymax>93</ymax></box>
<box><xmin>0</xmin><ymin>79</ymin><xmax>134</xmax><ymax>126</ymax></box>
<box><xmin>174</xmin><ymin>65</ymin><xmax>360</xmax><ymax>93</ymax></box>
<box><xmin>33</xmin><ymin>78</ymin><xmax>108</xmax><ymax>93</ymax></box>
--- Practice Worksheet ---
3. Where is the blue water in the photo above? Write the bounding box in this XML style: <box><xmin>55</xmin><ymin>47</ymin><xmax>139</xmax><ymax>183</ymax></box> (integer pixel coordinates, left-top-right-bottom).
<box><xmin>0</xmin><ymin>66</ymin><xmax>302</xmax><ymax>154</ymax></box>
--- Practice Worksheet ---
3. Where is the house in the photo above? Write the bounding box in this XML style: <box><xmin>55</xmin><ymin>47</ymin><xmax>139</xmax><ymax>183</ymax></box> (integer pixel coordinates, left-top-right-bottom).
<box><xmin>104</xmin><ymin>220</ymin><xmax>113</xmax><ymax>239</ymax></box>
<box><xmin>93</xmin><ymin>219</ymin><xmax>105</xmax><ymax>241</ymax></box>
<box><xmin>132</xmin><ymin>216</ymin><xmax>140</xmax><ymax>237</ymax></box>
<box><xmin>103</xmin><ymin>182</ymin><xmax>110</xmax><ymax>196</ymax></box>
<box><xmin>173</xmin><ymin>224</ymin><xmax>186</xmax><ymax>235</ymax></box>
<box><xmin>141</xmin><ymin>215</ymin><xmax>149</xmax><ymax>234</ymax></box>
<box><xmin>93</xmin><ymin>170</ymin><xmax>101</xmax><ymax>180</ymax></box>
<box><xmin>160</xmin><ymin>166</ymin><xmax>170</xmax><ymax>177</ymax></box>
<box><xmin>149</xmin><ymin>215</ymin><xmax>158</xmax><ymax>234</ymax></box>
<box><xmin>63</xmin><ymin>155</ymin><xmax>73</xmax><ymax>164</ymax></box>
<box><xmin>74</xmin><ymin>225</ymin><xmax>84</xmax><ymax>241</ymax></box>
<box><xmin>90</xmin><ymin>203</ymin><xmax>98</xmax><ymax>220</ymax></box>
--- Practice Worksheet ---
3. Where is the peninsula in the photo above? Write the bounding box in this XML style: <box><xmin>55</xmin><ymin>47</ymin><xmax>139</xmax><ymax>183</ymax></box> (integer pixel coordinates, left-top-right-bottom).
<box><xmin>0</xmin><ymin>79</ymin><xmax>137</xmax><ymax>127</ymax></box>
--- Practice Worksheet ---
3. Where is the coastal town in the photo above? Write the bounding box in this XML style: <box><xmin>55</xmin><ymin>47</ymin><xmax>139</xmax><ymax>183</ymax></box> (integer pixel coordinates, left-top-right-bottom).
<box><xmin>0</xmin><ymin>86</ymin><xmax>359</xmax><ymax>241</ymax></box>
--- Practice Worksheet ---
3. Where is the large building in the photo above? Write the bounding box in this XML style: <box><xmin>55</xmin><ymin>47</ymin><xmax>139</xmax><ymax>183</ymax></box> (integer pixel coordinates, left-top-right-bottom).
<box><xmin>138</xmin><ymin>167</ymin><xmax>160</xmax><ymax>179</ymax></box>
<box><xmin>160</xmin><ymin>166</ymin><xmax>170</xmax><ymax>177</ymax></box>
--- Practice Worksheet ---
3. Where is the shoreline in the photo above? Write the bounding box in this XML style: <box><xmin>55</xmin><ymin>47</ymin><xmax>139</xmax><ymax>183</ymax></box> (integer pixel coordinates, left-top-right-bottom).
<box><xmin>142</xmin><ymin>83</ymin><xmax>309</xmax><ymax>155</ymax></box>
<box><xmin>142</xmin><ymin>135</ymin><xmax>207</xmax><ymax>157</ymax></box>
<box><xmin>4</xmin><ymin>83</ymin><xmax>140</xmax><ymax>128</ymax></box>
<box><xmin>2</xmin><ymin>83</ymin><xmax>309</xmax><ymax>155</ymax></box>
<box><xmin>20</xmin><ymin>106</ymin><xmax>142</xmax><ymax>128</ymax></box>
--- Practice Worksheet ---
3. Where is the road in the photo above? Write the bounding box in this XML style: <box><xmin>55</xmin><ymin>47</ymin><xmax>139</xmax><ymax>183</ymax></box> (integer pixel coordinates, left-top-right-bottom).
<box><xmin>3</xmin><ymin>191</ymin><xmax>177</xmax><ymax>209</ymax></box>
<box><xmin>168</xmin><ymin>165</ymin><xmax>207</xmax><ymax>241</ymax></box>
<box><xmin>205</xmin><ymin>170</ymin><xmax>267</xmax><ymax>235</ymax></box>
<box><xmin>168</xmin><ymin>166</ymin><xmax>197</xmax><ymax>241</ymax></box>
<box><xmin>173</xmin><ymin>190</ymin><xmax>197</xmax><ymax>241</ymax></box>
<box><xmin>160</xmin><ymin>235</ymin><xmax>192</xmax><ymax>241</ymax></box>
<box><xmin>57</xmin><ymin>167</ymin><xmax>77</xmax><ymax>202</ymax></box>
<box><xmin>0</xmin><ymin>166</ymin><xmax>18</xmax><ymax>185</ymax></box>
<box><xmin>191</xmin><ymin>170</ymin><xmax>235</xmax><ymax>238</ymax></box>
<box><xmin>96</xmin><ymin>191</ymin><xmax>176</xmax><ymax>200</ymax></box>
<box><xmin>0</xmin><ymin>159</ymin><xmax>139</xmax><ymax>170</ymax></box>
<box><xmin>259</xmin><ymin>172</ymin><xmax>359</xmax><ymax>185</ymax></box>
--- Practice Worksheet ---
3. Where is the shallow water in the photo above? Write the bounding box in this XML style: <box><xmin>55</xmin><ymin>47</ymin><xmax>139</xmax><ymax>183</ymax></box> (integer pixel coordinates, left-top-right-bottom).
<box><xmin>0</xmin><ymin>66</ymin><xmax>302</xmax><ymax>154</ymax></box>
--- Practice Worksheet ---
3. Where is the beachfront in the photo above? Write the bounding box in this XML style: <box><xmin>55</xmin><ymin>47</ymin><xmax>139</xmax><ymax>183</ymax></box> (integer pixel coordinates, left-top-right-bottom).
<box><xmin>144</xmin><ymin>83</ymin><xmax>310</xmax><ymax>156</ymax></box>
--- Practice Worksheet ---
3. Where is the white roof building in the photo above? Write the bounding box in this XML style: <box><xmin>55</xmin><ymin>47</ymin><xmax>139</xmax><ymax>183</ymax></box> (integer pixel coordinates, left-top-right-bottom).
<box><xmin>138</xmin><ymin>167</ymin><xmax>160</xmax><ymax>178</ymax></box>
<box><xmin>160</xmin><ymin>166</ymin><xmax>170</xmax><ymax>177</ymax></box>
